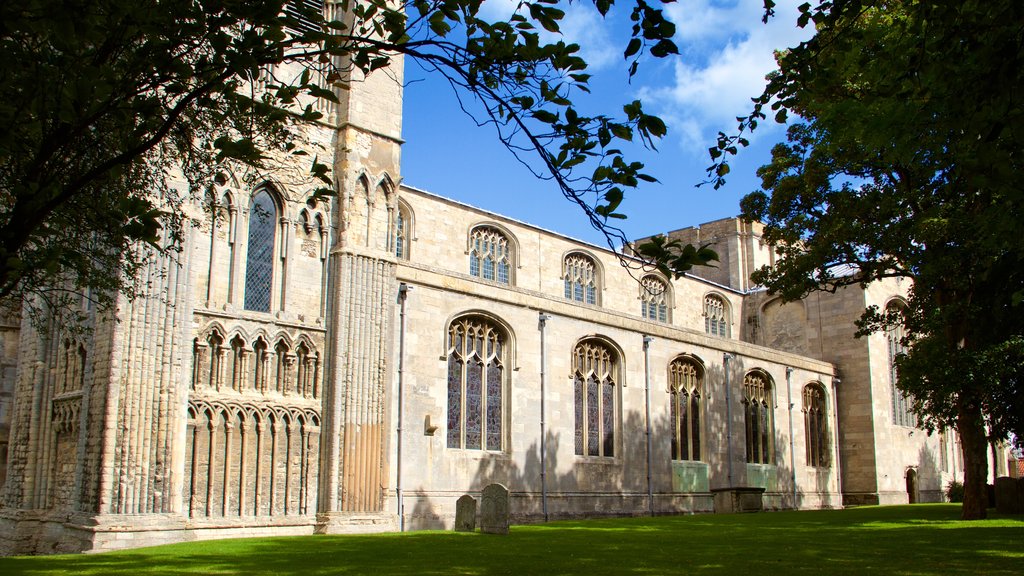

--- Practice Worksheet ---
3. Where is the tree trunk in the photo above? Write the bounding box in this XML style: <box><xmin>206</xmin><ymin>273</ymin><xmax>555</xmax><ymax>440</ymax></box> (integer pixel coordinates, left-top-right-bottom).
<box><xmin>957</xmin><ymin>399</ymin><xmax>989</xmax><ymax>520</ymax></box>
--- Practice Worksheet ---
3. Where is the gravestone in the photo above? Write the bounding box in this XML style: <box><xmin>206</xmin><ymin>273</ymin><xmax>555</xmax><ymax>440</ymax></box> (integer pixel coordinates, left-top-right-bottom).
<box><xmin>479</xmin><ymin>483</ymin><xmax>510</xmax><ymax>534</ymax></box>
<box><xmin>994</xmin><ymin>477</ymin><xmax>1021</xmax><ymax>514</ymax></box>
<box><xmin>454</xmin><ymin>494</ymin><xmax>477</xmax><ymax>532</ymax></box>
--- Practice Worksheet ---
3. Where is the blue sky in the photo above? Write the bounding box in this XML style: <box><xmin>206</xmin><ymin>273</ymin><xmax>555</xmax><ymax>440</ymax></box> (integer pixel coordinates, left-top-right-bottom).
<box><xmin>399</xmin><ymin>0</ymin><xmax>813</xmax><ymax>246</ymax></box>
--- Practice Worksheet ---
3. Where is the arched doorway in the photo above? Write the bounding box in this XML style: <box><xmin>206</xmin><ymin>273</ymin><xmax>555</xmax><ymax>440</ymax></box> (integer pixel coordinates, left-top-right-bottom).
<box><xmin>905</xmin><ymin>468</ymin><xmax>919</xmax><ymax>503</ymax></box>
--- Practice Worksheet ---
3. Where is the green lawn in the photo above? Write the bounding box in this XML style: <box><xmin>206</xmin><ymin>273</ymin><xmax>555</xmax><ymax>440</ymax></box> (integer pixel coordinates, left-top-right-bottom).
<box><xmin>2</xmin><ymin>505</ymin><xmax>1022</xmax><ymax>575</ymax></box>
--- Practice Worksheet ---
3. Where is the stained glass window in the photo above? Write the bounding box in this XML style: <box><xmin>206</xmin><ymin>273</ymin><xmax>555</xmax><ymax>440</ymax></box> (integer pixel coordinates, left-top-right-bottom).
<box><xmin>669</xmin><ymin>358</ymin><xmax>702</xmax><ymax>461</ymax></box>
<box><xmin>886</xmin><ymin>301</ymin><xmax>917</xmax><ymax>427</ymax></box>
<box><xmin>446</xmin><ymin>316</ymin><xmax>506</xmax><ymax>450</ymax></box>
<box><xmin>803</xmin><ymin>383</ymin><xmax>829</xmax><ymax>467</ymax></box>
<box><xmin>641</xmin><ymin>276</ymin><xmax>670</xmax><ymax>322</ymax></box>
<box><xmin>704</xmin><ymin>294</ymin><xmax>729</xmax><ymax>337</ymax></box>
<box><xmin>244</xmin><ymin>190</ymin><xmax>277</xmax><ymax>312</ymax></box>
<box><xmin>564</xmin><ymin>253</ymin><xmax>599</xmax><ymax>305</ymax></box>
<box><xmin>572</xmin><ymin>339</ymin><xmax>617</xmax><ymax>457</ymax></box>
<box><xmin>468</xmin><ymin>226</ymin><xmax>512</xmax><ymax>284</ymax></box>
<box><xmin>743</xmin><ymin>371</ymin><xmax>773</xmax><ymax>464</ymax></box>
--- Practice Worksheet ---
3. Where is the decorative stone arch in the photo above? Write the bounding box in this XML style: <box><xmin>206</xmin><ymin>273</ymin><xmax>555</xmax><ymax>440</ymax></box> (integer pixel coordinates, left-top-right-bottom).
<box><xmin>666</xmin><ymin>353</ymin><xmax>705</xmax><ymax>392</ymax></box>
<box><xmin>639</xmin><ymin>273</ymin><xmax>673</xmax><ymax>322</ymax></box>
<box><xmin>440</xmin><ymin>309</ymin><xmax>518</xmax><ymax>366</ymax></box>
<box><xmin>905</xmin><ymin>467</ymin><xmax>919</xmax><ymax>503</ymax></box>
<box><xmin>562</xmin><ymin>249</ymin><xmax>604</xmax><ymax>305</ymax></box>
<box><xmin>466</xmin><ymin>221</ymin><xmax>520</xmax><ymax>285</ymax></box>
<box><xmin>703</xmin><ymin>291</ymin><xmax>732</xmax><ymax>338</ymax></box>
<box><xmin>376</xmin><ymin>173</ymin><xmax>397</xmax><ymax>203</ymax></box>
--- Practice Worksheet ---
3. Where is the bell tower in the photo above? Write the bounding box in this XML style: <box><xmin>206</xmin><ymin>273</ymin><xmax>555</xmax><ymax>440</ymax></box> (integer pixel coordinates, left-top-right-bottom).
<box><xmin>316</xmin><ymin>0</ymin><xmax>404</xmax><ymax>532</ymax></box>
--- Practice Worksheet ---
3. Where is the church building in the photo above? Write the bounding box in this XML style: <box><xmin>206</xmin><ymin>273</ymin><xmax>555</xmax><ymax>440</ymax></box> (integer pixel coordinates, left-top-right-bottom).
<box><xmin>0</xmin><ymin>22</ymin><xmax>972</xmax><ymax>555</ymax></box>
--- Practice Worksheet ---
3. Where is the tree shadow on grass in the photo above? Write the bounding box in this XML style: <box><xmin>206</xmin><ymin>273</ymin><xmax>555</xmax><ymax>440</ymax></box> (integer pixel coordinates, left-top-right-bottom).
<box><xmin>2</xmin><ymin>505</ymin><xmax>1022</xmax><ymax>576</ymax></box>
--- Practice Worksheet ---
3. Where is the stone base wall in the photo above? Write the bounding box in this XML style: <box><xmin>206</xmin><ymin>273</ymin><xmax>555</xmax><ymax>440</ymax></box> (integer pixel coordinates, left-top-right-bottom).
<box><xmin>0</xmin><ymin>510</ymin><xmax>325</xmax><ymax>555</ymax></box>
<box><xmin>399</xmin><ymin>491</ymin><xmax>718</xmax><ymax>530</ymax></box>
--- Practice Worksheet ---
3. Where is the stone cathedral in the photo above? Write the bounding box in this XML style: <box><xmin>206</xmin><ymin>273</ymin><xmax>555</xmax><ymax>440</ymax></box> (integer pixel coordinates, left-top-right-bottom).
<box><xmin>0</xmin><ymin>18</ymin><xmax>992</xmax><ymax>556</ymax></box>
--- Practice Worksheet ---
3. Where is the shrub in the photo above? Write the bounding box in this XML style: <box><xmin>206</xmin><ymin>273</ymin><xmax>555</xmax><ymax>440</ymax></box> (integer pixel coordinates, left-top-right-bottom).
<box><xmin>945</xmin><ymin>480</ymin><xmax>965</xmax><ymax>503</ymax></box>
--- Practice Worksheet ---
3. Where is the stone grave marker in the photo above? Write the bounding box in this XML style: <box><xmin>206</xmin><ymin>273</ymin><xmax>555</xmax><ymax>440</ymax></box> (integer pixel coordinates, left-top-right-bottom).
<box><xmin>454</xmin><ymin>494</ymin><xmax>477</xmax><ymax>532</ymax></box>
<box><xmin>480</xmin><ymin>483</ymin><xmax>510</xmax><ymax>534</ymax></box>
<box><xmin>995</xmin><ymin>477</ymin><xmax>1021</xmax><ymax>514</ymax></box>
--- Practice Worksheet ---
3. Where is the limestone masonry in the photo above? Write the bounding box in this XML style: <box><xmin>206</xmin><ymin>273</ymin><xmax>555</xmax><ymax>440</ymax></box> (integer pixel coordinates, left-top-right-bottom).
<box><xmin>0</xmin><ymin>16</ymin><xmax>1004</xmax><ymax>555</ymax></box>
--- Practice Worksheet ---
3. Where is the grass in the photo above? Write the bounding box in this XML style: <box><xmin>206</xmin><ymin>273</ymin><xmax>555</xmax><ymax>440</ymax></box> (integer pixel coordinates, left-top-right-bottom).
<box><xmin>1</xmin><ymin>505</ymin><xmax>1022</xmax><ymax>575</ymax></box>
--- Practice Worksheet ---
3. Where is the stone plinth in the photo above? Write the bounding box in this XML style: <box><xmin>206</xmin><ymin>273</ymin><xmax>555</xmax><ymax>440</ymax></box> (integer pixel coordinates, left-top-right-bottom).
<box><xmin>711</xmin><ymin>487</ymin><xmax>766</xmax><ymax>513</ymax></box>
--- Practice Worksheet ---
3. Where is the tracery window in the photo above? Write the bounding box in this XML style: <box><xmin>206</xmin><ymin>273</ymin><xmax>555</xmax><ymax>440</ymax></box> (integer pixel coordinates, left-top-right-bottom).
<box><xmin>803</xmin><ymin>383</ymin><xmax>829</xmax><ymax>467</ymax></box>
<box><xmin>446</xmin><ymin>316</ymin><xmax>506</xmax><ymax>451</ymax></box>
<box><xmin>468</xmin><ymin>226</ymin><xmax>511</xmax><ymax>284</ymax></box>
<box><xmin>564</xmin><ymin>253</ymin><xmax>599</xmax><ymax>305</ymax></box>
<box><xmin>743</xmin><ymin>371</ymin><xmax>773</xmax><ymax>464</ymax></box>
<box><xmin>886</xmin><ymin>301</ymin><xmax>917</xmax><ymax>427</ymax></box>
<box><xmin>573</xmin><ymin>339</ymin><xmax>617</xmax><ymax>457</ymax></box>
<box><xmin>669</xmin><ymin>357</ymin><xmax>702</xmax><ymax>461</ymax></box>
<box><xmin>395</xmin><ymin>203</ymin><xmax>410</xmax><ymax>259</ymax></box>
<box><xmin>704</xmin><ymin>294</ymin><xmax>729</xmax><ymax>337</ymax></box>
<box><xmin>641</xmin><ymin>275</ymin><xmax>670</xmax><ymax>322</ymax></box>
<box><xmin>244</xmin><ymin>189</ymin><xmax>277</xmax><ymax>312</ymax></box>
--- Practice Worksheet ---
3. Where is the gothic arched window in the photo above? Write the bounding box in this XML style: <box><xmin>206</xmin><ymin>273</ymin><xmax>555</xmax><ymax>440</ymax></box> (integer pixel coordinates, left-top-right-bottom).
<box><xmin>703</xmin><ymin>293</ymin><xmax>730</xmax><ymax>337</ymax></box>
<box><xmin>446</xmin><ymin>316</ymin><xmax>507</xmax><ymax>451</ymax></box>
<box><xmin>743</xmin><ymin>370</ymin><xmax>773</xmax><ymax>464</ymax></box>
<box><xmin>395</xmin><ymin>202</ymin><xmax>411</xmax><ymax>260</ymax></box>
<box><xmin>886</xmin><ymin>300</ymin><xmax>917</xmax><ymax>427</ymax></box>
<box><xmin>669</xmin><ymin>357</ymin><xmax>702</xmax><ymax>461</ymax></box>
<box><xmin>573</xmin><ymin>339</ymin><xmax>617</xmax><ymax>457</ymax></box>
<box><xmin>244</xmin><ymin>189</ymin><xmax>278</xmax><ymax>312</ymax></box>
<box><xmin>641</xmin><ymin>275</ymin><xmax>670</xmax><ymax>322</ymax></box>
<box><xmin>803</xmin><ymin>383</ymin><xmax>829</xmax><ymax>467</ymax></box>
<box><xmin>564</xmin><ymin>252</ymin><xmax>599</xmax><ymax>305</ymax></box>
<box><xmin>468</xmin><ymin>226</ymin><xmax>512</xmax><ymax>284</ymax></box>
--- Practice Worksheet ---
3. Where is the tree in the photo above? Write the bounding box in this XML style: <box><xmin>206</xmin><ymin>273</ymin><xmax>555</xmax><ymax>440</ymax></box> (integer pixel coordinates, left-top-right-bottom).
<box><xmin>0</xmin><ymin>0</ymin><xmax>714</xmax><ymax>325</ymax></box>
<box><xmin>721</xmin><ymin>1</ymin><xmax>1024</xmax><ymax>519</ymax></box>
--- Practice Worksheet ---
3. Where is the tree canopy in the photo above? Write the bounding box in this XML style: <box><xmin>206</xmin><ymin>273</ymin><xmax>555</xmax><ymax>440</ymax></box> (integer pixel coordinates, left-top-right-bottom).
<box><xmin>1</xmin><ymin>0</ymin><xmax>716</xmax><ymax>325</ymax></box>
<box><xmin>727</xmin><ymin>0</ymin><xmax>1024</xmax><ymax>519</ymax></box>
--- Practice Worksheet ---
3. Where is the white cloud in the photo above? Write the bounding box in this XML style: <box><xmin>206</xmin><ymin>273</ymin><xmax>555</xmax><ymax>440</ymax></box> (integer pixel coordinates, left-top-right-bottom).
<box><xmin>643</xmin><ymin>0</ymin><xmax>814</xmax><ymax>151</ymax></box>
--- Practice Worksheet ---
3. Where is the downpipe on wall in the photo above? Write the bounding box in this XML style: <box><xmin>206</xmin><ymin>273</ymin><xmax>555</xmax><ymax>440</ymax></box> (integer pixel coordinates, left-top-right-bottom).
<box><xmin>396</xmin><ymin>282</ymin><xmax>411</xmax><ymax>531</ymax></box>
<box><xmin>723</xmin><ymin>352</ymin><xmax>735</xmax><ymax>487</ymax></box>
<box><xmin>643</xmin><ymin>335</ymin><xmax>654</xmax><ymax>516</ymax></box>
<box><xmin>786</xmin><ymin>366</ymin><xmax>797</xmax><ymax>509</ymax></box>
<box><xmin>538</xmin><ymin>312</ymin><xmax>550</xmax><ymax>522</ymax></box>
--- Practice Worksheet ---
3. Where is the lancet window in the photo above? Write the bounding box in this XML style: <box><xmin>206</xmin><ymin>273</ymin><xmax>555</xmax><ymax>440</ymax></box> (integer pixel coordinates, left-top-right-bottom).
<box><xmin>573</xmin><ymin>339</ymin><xmax>617</xmax><ymax>457</ymax></box>
<box><xmin>743</xmin><ymin>370</ymin><xmax>773</xmax><ymax>464</ymax></box>
<box><xmin>886</xmin><ymin>300</ymin><xmax>917</xmax><ymax>427</ymax></box>
<box><xmin>669</xmin><ymin>357</ymin><xmax>702</xmax><ymax>461</ymax></box>
<box><xmin>803</xmin><ymin>383</ymin><xmax>829</xmax><ymax>467</ymax></box>
<box><xmin>244</xmin><ymin>189</ymin><xmax>278</xmax><ymax>312</ymax></box>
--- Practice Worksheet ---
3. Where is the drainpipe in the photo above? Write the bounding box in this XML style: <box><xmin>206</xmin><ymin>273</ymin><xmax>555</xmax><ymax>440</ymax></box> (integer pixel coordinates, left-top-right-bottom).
<box><xmin>832</xmin><ymin>377</ymin><xmax>843</xmax><ymax>503</ymax></box>
<box><xmin>396</xmin><ymin>283</ymin><xmax>411</xmax><ymax>531</ymax></box>
<box><xmin>643</xmin><ymin>335</ymin><xmax>655</xmax><ymax>516</ymax></box>
<box><xmin>723</xmin><ymin>352</ymin><xmax>735</xmax><ymax>487</ymax></box>
<box><xmin>538</xmin><ymin>312</ymin><xmax>551</xmax><ymax>522</ymax></box>
<box><xmin>786</xmin><ymin>367</ymin><xmax>797</xmax><ymax>509</ymax></box>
